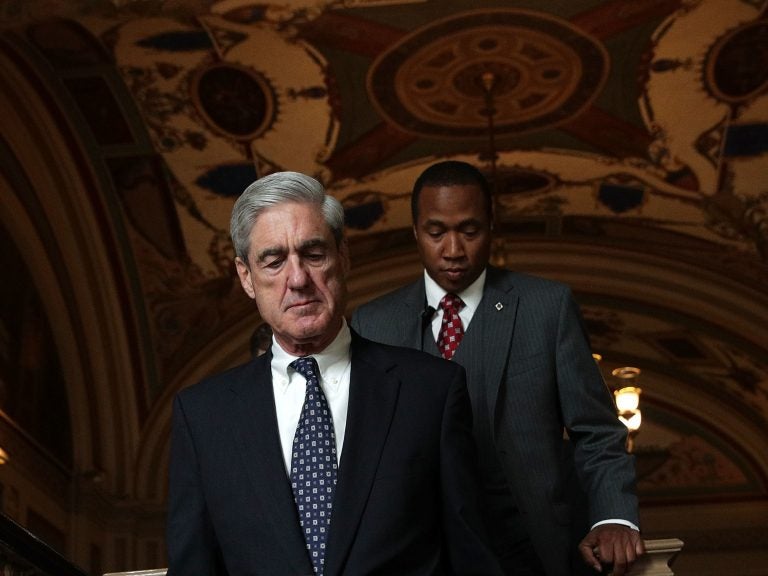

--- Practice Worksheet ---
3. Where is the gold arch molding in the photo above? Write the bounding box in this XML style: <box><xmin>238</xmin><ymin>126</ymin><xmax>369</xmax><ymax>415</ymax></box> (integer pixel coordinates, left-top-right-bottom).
<box><xmin>133</xmin><ymin>237</ymin><xmax>768</xmax><ymax>503</ymax></box>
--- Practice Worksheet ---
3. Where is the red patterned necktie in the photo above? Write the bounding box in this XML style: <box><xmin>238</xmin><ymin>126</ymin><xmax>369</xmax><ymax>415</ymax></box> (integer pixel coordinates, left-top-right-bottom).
<box><xmin>437</xmin><ymin>293</ymin><xmax>465</xmax><ymax>360</ymax></box>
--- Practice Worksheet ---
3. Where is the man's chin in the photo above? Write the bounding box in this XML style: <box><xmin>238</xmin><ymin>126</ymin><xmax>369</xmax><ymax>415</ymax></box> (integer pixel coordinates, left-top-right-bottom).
<box><xmin>290</xmin><ymin>314</ymin><xmax>325</xmax><ymax>333</ymax></box>
<box><xmin>438</xmin><ymin>274</ymin><xmax>469</xmax><ymax>293</ymax></box>
<box><xmin>291</xmin><ymin>313</ymin><xmax>336</xmax><ymax>335</ymax></box>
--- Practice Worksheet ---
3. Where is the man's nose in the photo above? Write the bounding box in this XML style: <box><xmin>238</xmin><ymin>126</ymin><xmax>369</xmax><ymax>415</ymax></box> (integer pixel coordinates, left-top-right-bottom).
<box><xmin>286</xmin><ymin>257</ymin><xmax>310</xmax><ymax>288</ymax></box>
<box><xmin>444</xmin><ymin>233</ymin><xmax>464</xmax><ymax>258</ymax></box>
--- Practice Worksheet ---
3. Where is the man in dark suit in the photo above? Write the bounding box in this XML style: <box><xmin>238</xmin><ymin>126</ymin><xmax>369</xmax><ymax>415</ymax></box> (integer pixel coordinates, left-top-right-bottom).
<box><xmin>351</xmin><ymin>161</ymin><xmax>644</xmax><ymax>576</ymax></box>
<box><xmin>166</xmin><ymin>171</ymin><xmax>504</xmax><ymax>576</ymax></box>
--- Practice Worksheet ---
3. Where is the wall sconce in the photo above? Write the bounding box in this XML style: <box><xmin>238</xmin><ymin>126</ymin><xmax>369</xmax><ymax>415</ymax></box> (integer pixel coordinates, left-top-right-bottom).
<box><xmin>0</xmin><ymin>447</ymin><xmax>9</xmax><ymax>465</ymax></box>
<box><xmin>592</xmin><ymin>356</ymin><xmax>643</xmax><ymax>451</ymax></box>
<box><xmin>612</xmin><ymin>367</ymin><xmax>642</xmax><ymax>452</ymax></box>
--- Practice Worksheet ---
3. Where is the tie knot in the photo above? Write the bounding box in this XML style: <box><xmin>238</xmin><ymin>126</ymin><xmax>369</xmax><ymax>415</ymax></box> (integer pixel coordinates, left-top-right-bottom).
<box><xmin>290</xmin><ymin>356</ymin><xmax>319</xmax><ymax>380</ymax></box>
<box><xmin>440</xmin><ymin>293</ymin><xmax>464</xmax><ymax>312</ymax></box>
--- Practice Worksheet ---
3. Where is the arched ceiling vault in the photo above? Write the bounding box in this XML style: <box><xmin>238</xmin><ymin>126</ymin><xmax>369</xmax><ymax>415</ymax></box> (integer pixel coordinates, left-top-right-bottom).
<box><xmin>0</xmin><ymin>42</ymin><xmax>148</xmax><ymax>496</ymax></box>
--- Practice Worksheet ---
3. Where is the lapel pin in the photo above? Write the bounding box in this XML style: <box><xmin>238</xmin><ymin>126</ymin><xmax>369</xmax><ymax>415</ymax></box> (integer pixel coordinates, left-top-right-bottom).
<box><xmin>495</xmin><ymin>302</ymin><xmax>503</xmax><ymax>311</ymax></box>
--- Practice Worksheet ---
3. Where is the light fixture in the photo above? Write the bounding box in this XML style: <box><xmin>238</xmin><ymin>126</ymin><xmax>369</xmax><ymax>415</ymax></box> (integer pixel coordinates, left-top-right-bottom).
<box><xmin>615</xmin><ymin>386</ymin><xmax>641</xmax><ymax>413</ymax></box>
<box><xmin>593</xmin><ymin>354</ymin><xmax>643</xmax><ymax>451</ymax></box>
<box><xmin>480</xmin><ymin>70</ymin><xmax>499</xmax><ymax>193</ymax></box>
<box><xmin>0</xmin><ymin>447</ymin><xmax>9</xmax><ymax>465</ymax></box>
<box><xmin>481</xmin><ymin>70</ymin><xmax>503</xmax><ymax>267</ymax></box>
<box><xmin>617</xmin><ymin>405</ymin><xmax>642</xmax><ymax>432</ymax></box>
<box><xmin>611</xmin><ymin>367</ymin><xmax>642</xmax><ymax>452</ymax></box>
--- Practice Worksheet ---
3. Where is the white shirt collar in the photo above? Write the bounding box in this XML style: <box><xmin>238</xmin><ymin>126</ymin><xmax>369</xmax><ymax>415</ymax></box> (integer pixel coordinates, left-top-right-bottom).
<box><xmin>424</xmin><ymin>268</ymin><xmax>486</xmax><ymax>317</ymax></box>
<box><xmin>270</xmin><ymin>319</ymin><xmax>352</xmax><ymax>387</ymax></box>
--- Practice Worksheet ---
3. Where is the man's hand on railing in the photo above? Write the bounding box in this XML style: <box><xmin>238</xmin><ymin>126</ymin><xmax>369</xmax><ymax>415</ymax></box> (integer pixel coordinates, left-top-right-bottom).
<box><xmin>578</xmin><ymin>523</ymin><xmax>646</xmax><ymax>574</ymax></box>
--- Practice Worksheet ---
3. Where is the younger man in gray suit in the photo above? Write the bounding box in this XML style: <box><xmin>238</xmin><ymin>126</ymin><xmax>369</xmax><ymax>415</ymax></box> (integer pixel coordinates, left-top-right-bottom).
<box><xmin>351</xmin><ymin>161</ymin><xmax>644</xmax><ymax>576</ymax></box>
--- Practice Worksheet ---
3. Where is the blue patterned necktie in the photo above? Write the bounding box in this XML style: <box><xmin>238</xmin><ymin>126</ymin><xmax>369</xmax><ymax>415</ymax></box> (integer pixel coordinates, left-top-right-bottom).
<box><xmin>289</xmin><ymin>356</ymin><xmax>338</xmax><ymax>575</ymax></box>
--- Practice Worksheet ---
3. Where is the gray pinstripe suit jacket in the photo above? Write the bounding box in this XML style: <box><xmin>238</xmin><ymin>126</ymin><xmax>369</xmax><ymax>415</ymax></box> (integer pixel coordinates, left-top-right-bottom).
<box><xmin>351</xmin><ymin>266</ymin><xmax>639</xmax><ymax>576</ymax></box>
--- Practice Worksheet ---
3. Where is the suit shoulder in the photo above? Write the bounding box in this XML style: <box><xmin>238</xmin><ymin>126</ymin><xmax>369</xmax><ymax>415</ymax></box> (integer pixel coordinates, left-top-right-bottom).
<box><xmin>176</xmin><ymin>359</ymin><xmax>258</xmax><ymax>403</ymax></box>
<box><xmin>491</xmin><ymin>267</ymin><xmax>572</xmax><ymax>295</ymax></box>
<box><xmin>382</xmin><ymin>340</ymin><xmax>455</xmax><ymax>367</ymax></box>
<box><xmin>354</xmin><ymin>335</ymin><xmax>463</xmax><ymax>379</ymax></box>
<box><xmin>353</xmin><ymin>282</ymin><xmax>417</xmax><ymax>316</ymax></box>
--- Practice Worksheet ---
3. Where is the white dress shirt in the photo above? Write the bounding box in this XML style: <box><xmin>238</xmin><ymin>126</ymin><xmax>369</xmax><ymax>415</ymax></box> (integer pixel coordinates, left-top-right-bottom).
<box><xmin>422</xmin><ymin>269</ymin><xmax>638</xmax><ymax>533</ymax></box>
<box><xmin>270</xmin><ymin>320</ymin><xmax>352</xmax><ymax>474</ymax></box>
<box><xmin>424</xmin><ymin>269</ymin><xmax>486</xmax><ymax>340</ymax></box>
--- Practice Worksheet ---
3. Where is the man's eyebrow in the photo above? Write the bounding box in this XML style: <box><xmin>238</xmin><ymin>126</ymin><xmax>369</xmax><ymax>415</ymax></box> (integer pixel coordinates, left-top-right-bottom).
<box><xmin>256</xmin><ymin>239</ymin><xmax>329</xmax><ymax>261</ymax></box>
<box><xmin>256</xmin><ymin>246</ymin><xmax>286</xmax><ymax>262</ymax></box>
<box><xmin>298</xmin><ymin>238</ymin><xmax>330</xmax><ymax>251</ymax></box>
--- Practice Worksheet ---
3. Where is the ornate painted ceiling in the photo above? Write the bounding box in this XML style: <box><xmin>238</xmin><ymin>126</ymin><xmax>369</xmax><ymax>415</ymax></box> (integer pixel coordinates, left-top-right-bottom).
<box><xmin>0</xmin><ymin>0</ymin><xmax>767</xmax><ymax>561</ymax></box>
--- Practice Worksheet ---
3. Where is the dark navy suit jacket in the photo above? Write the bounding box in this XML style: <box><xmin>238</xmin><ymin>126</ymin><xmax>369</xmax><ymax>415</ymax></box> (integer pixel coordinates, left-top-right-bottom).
<box><xmin>166</xmin><ymin>332</ymin><xmax>503</xmax><ymax>576</ymax></box>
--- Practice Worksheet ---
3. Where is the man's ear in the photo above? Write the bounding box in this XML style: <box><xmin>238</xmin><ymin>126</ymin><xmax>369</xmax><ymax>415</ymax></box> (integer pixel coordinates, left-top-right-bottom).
<box><xmin>235</xmin><ymin>256</ymin><xmax>257</xmax><ymax>300</ymax></box>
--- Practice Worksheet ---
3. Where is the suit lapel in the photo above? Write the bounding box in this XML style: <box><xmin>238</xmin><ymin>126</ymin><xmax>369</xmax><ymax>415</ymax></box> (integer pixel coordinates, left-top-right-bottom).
<box><xmin>323</xmin><ymin>335</ymin><xmax>401</xmax><ymax>576</ymax></box>
<box><xmin>402</xmin><ymin>279</ymin><xmax>429</xmax><ymax>350</ymax></box>
<box><xmin>461</xmin><ymin>267</ymin><xmax>520</xmax><ymax>431</ymax></box>
<box><xmin>228</xmin><ymin>353</ymin><xmax>311</xmax><ymax>573</ymax></box>
<box><xmin>407</xmin><ymin>268</ymin><xmax>520</xmax><ymax>429</ymax></box>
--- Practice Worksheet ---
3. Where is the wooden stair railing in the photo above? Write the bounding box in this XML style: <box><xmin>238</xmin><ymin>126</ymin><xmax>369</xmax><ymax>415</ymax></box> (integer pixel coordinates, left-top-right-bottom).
<box><xmin>0</xmin><ymin>512</ymin><xmax>90</xmax><ymax>576</ymax></box>
<box><xmin>103</xmin><ymin>538</ymin><xmax>683</xmax><ymax>576</ymax></box>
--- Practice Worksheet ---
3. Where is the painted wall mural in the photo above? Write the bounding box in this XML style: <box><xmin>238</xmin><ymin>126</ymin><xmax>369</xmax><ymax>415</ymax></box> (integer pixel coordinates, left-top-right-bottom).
<box><xmin>13</xmin><ymin>0</ymin><xmax>764</xmax><ymax>278</ymax></box>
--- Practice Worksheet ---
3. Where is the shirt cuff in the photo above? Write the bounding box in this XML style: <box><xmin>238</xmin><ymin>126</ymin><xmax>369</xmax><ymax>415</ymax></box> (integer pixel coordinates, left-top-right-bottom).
<box><xmin>591</xmin><ymin>519</ymin><xmax>640</xmax><ymax>532</ymax></box>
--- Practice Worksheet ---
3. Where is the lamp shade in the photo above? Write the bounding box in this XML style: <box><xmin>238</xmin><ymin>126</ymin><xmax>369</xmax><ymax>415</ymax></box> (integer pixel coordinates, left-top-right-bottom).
<box><xmin>614</xmin><ymin>386</ymin><xmax>642</xmax><ymax>412</ymax></box>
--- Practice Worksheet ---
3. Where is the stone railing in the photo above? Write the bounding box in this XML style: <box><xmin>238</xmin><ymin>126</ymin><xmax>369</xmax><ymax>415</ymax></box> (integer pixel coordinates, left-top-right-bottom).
<box><xmin>105</xmin><ymin>571</ymin><xmax>167</xmax><ymax>576</ymax></box>
<box><xmin>104</xmin><ymin>538</ymin><xmax>684</xmax><ymax>576</ymax></box>
<box><xmin>625</xmin><ymin>538</ymin><xmax>684</xmax><ymax>576</ymax></box>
